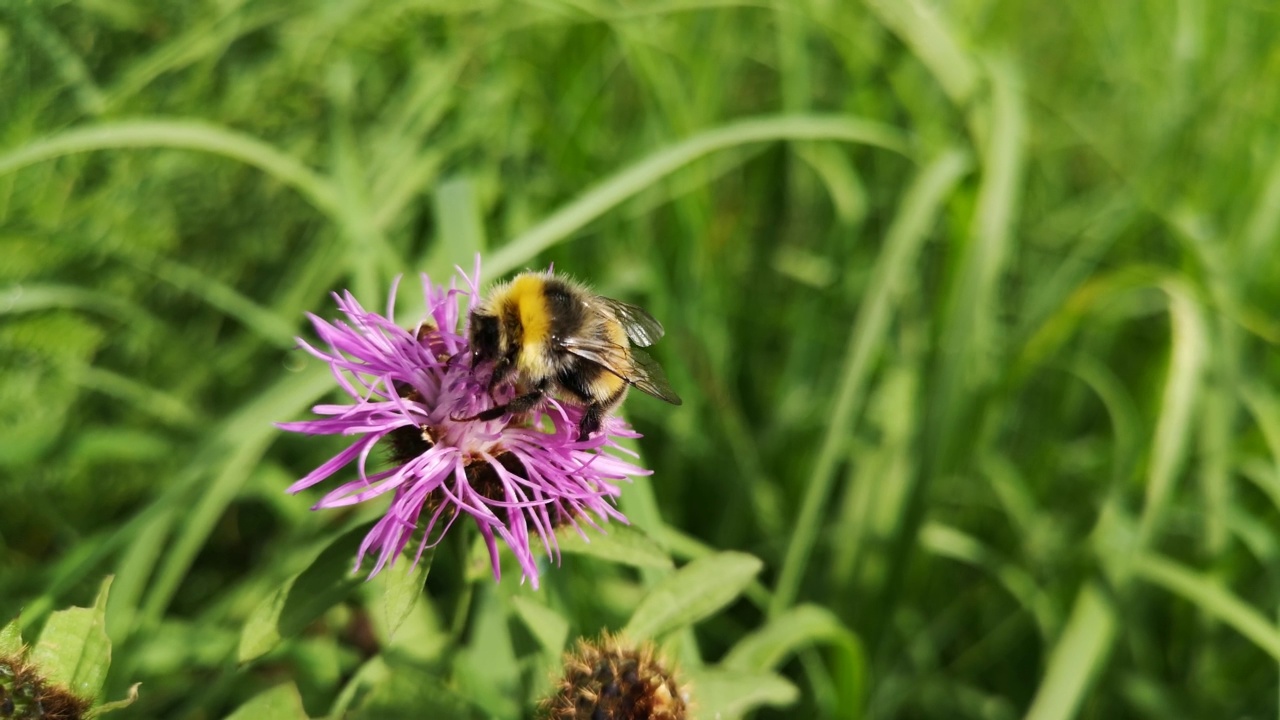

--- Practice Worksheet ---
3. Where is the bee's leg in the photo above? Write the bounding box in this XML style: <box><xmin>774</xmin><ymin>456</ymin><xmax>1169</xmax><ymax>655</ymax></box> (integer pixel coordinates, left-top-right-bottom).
<box><xmin>450</xmin><ymin>357</ymin><xmax>515</xmax><ymax>421</ymax></box>
<box><xmin>471</xmin><ymin>405</ymin><xmax>509</xmax><ymax>421</ymax></box>
<box><xmin>576</xmin><ymin>387</ymin><xmax>627</xmax><ymax>441</ymax></box>
<box><xmin>576</xmin><ymin>403</ymin><xmax>606</xmax><ymax>441</ymax></box>
<box><xmin>486</xmin><ymin>357</ymin><xmax>515</xmax><ymax>391</ymax></box>
<box><xmin>468</xmin><ymin>380</ymin><xmax>548</xmax><ymax>421</ymax></box>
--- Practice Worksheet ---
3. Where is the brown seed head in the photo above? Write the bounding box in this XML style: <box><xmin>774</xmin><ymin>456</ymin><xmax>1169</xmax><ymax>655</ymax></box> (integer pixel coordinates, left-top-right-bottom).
<box><xmin>541</xmin><ymin>633</ymin><xmax>689</xmax><ymax>720</ymax></box>
<box><xmin>0</xmin><ymin>654</ymin><xmax>90</xmax><ymax>720</ymax></box>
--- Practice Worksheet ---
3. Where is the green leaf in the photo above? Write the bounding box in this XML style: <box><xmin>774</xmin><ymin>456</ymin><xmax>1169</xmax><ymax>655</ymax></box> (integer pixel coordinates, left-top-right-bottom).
<box><xmin>685</xmin><ymin>668</ymin><xmax>799</xmax><ymax>720</ymax></box>
<box><xmin>349</xmin><ymin>660</ymin><xmax>471</xmax><ymax>720</ymax></box>
<box><xmin>0</xmin><ymin>618</ymin><xmax>22</xmax><ymax>656</ymax></box>
<box><xmin>510</xmin><ymin>595</ymin><xmax>569</xmax><ymax>658</ymax></box>
<box><xmin>378</xmin><ymin>548</ymin><xmax>433</xmax><ymax>643</ymax></box>
<box><xmin>238</xmin><ymin>523</ymin><xmax>372</xmax><ymax>663</ymax></box>
<box><xmin>723</xmin><ymin>604</ymin><xmax>859</xmax><ymax>671</ymax></box>
<box><xmin>623</xmin><ymin>552</ymin><xmax>762</xmax><ymax>640</ymax></box>
<box><xmin>30</xmin><ymin>576</ymin><xmax>112</xmax><ymax>702</ymax></box>
<box><xmin>454</xmin><ymin>588</ymin><xmax>519</xmax><ymax>720</ymax></box>
<box><xmin>223</xmin><ymin>683</ymin><xmax>310</xmax><ymax>720</ymax></box>
<box><xmin>723</xmin><ymin>604</ymin><xmax>866</xmax><ymax>714</ymax></box>
<box><xmin>556</xmin><ymin>523</ymin><xmax>674</xmax><ymax>570</ymax></box>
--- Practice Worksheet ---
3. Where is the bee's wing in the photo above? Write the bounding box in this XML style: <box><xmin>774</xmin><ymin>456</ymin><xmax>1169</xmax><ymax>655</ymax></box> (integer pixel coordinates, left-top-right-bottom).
<box><xmin>560</xmin><ymin>338</ymin><xmax>683</xmax><ymax>406</ymax></box>
<box><xmin>627</xmin><ymin>348</ymin><xmax>682</xmax><ymax>405</ymax></box>
<box><xmin>598</xmin><ymin>297</ymin><xmax>665</xmax><ymax>347</ymax></box>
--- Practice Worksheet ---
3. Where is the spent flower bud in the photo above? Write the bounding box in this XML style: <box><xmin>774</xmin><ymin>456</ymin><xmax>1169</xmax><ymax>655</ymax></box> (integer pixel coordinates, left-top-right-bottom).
<box><xmin>541</xmin><ymin>633</ymin><xmax>690</xmax><ymax>720</ymax></box>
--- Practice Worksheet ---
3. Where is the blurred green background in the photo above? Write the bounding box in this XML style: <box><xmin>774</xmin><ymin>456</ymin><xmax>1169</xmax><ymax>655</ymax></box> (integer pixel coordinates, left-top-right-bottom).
<box><xmin>3</xmin><ymin>1</ymin><xmax>1280</xmax><ymax>718</ymax></box>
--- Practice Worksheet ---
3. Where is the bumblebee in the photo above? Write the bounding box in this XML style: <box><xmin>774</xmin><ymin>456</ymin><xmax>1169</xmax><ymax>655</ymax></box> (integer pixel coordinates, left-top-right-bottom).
<box><xmin>467</xmin><ymin>271</ymin><xmax>682</xmax><ymax>440</ymax></box>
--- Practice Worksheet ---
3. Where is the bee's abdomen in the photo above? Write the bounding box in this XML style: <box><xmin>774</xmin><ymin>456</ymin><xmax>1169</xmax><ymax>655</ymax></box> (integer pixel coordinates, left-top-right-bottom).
<box><xmin>557</xmin><ymin>357</ymin><xmax>627</xmax><ymax>404</ymax></box>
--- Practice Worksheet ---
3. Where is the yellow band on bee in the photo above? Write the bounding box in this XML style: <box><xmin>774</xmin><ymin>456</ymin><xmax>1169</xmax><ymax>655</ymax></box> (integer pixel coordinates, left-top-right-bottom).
<box><xmin>510</xmin><ymin>274</ymin><xmax>551</xmax><ymax>357</ymax></box>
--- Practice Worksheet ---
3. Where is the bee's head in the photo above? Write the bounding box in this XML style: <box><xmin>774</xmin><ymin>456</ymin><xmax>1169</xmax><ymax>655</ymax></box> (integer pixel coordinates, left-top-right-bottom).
<box><xmin>468</xmin><ymin>311</ymin><xmax>501</xmax><ymax>368</ymax></box>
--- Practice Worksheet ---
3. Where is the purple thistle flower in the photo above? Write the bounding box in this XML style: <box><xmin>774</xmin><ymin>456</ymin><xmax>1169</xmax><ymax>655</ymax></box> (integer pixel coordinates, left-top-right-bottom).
<box><xmin>278</xmin><ymin>260</ymin><xmax>650</xmax><ymax>588</ymax></box>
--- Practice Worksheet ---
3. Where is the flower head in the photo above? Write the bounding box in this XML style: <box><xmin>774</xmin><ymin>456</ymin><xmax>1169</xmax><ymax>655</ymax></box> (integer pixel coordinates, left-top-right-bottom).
<box><xmin>541</xmin><ymin>633</ymin><xmax>689</xmax><ymax>720</ymax></box>
<box><xmin>279</xmin><ymin>260</ymin><xmax>650</xmax><ymax>588</ymax></box>
<box><xmin>0</xmin><ymin>653</ymin><xmax>91</xmax><ymax>720</ymax></box>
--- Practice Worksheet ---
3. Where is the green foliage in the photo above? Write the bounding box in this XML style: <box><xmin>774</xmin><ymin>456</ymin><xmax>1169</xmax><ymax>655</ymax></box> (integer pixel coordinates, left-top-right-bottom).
<box><xmin>1</xmin><ymin>580</ymin><xmax>135</xmax><ymax>717</ymax></box>
<box><xmin>222</xmin><ymin>683</ymin><xmax>309</xmax><ymax>720</ymax></box>
<box><xmin>3</xmin><ymin>1</ymin><xmax>1280</xmax><ymax>718</ymax></box>
<box><xmin>623</xmin><ymin>552</ymin><xmax>763</xmax><ymax>641</ymax></box>
<box><xmin>238</xmin><ymin>521</ymin><xmax>375</xmax><ymax>664</ymax></box>
<box><xmin>555</xmin><ymin>523</ymin><xmax>675</xmax><ymax>571</ymax></box>
<box><xmin>29</xmin><ymin>577</ymin><xmax>112</xmax><ymax>703</ymax></box>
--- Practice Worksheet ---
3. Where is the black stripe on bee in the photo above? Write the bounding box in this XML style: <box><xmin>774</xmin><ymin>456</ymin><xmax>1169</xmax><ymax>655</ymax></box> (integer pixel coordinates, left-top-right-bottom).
<box><xmin>542</xmin><ymin>278</ymin><xmax>588</xmax><ymax>343</ymax></box>
<box><xmin>499</xmin><ymin>297</ymin><xmax>523</xmax><ymax>360</ymax></box>
<box><xmin>469</xmin><ymin>312</ymin><xmax>502</xmax><ymax>363</ymax></box>
<box><xmin>556</xmin><ymin>360</ymin><xmax>598</xmax><ymax>404</ymax></box>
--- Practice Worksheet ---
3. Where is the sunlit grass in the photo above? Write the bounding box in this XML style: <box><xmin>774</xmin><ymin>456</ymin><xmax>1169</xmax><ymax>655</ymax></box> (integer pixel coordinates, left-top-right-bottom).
<box><xmin>2</xmin><ymin>1</ymin><xmax>1280</xmax><ymax>718</ymax></box>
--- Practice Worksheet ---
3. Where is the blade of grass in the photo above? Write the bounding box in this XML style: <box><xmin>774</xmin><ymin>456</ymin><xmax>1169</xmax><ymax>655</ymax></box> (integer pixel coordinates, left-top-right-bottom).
<box><xmin>9</xmin><ymin>7</ymin><xmax>106</xmax><ymax>116</ymax></box>
<box><xmin>372</xmin><ymin>149</ymin><xmax>445</xmax><ymax>232</ymax></box>
<box><xmin>104</xmin><ymin>5</ymin><xmax>289</xmax><ymax>109</ymax></box>
<box><xmin>861</xmin><ymin>0</ymin><xmax>979</xmax><ymax>108</ymax></box>
<box><xmin>0</xmin><ymin>283</ymin><xmax>162</xmax><ymax>332</ymax></box>
<box><xmin>0</xmin><ymin>120</ymin><xmax>343</xmax><ymax>223</ymax></box>
<box><xmin>1134</xmin><ymin>282</ymin><xmax>1207</xmax><ymax>552</ymax></box>
<box><xmin>1242</xmin><ymin>147</ymin><xmax>1280</xmax><ymax>262</ymax></box>
<box><xmin>938</xmin><ymin>57</ymin><xmax>1026</xmax><ymax>399</ymax></box>
<box><xmin>140</xmin><ymin>254</ymin><xmax>299</xmax><ymax>347</ymax></box>
<box><xmin>770</xmin><ymin>148</ymin><xmax>971</xmax><ymax>617</ymax></box>
<box><xmin>828</xmin><ymin>368</ymin><xmax>918</xmax><ymax>599</ymax></box>
<box><xmin>1022</xmin><ymin>582</ymin><xmax>1115</xmax><ymax>720</ymax></box>
<box><xmin>919</xmin><ymin>522</ymin><xmax>1057</xmax><ymax>640</ymax></box>
<box><xmin>486</xmin><ymin>114</ymin><xmax>913</xmax><ymax>278</ymax></box>
<box><xmin>426</xmin><ymin>176</ymin><xmax>488</xmax><ymax>274</ymax></box>
<box><xmin>367</xmin><ymin>54</ymin><xmax>466</xmax><ymax>195</ymax></box>
<box><xmin>1240</xmin><ymin>384</ymin><xmax>1280</xmax><ymax>483</ymax></box>
<box><xmin>1134</xmin><ymin>552</ymin><xmax>1280</xmax><ymax>661</ymax></box>
<box><xmin>70</xmin><ymin>366</ymin><xmax>201</xmax><ymax>428</ymax></box>
<box><xmin>137</xmin><ymin>365</ymin><xmax>335</xmax><ymax>628</ymax></box>
<box><xmin>1063</xmin><ymin>356</ymin><xmax>1143</xmax><ymax>487</ymax></box>
<box><xmin>329</xmin><ymin>104</ymin><xmax>397</xmax><ymax>305</ymax></box>
<box><xmin>1012</xmin><ymin>266</ymin><xmax>1166</xmax><ymax>384</ymax></box>
<box><xmin>875</xmin><ymin>58</ymin><xmax>1025</xmax><ymax>644</ymax></box>
<box><xmin>1197</xmin><ymin>320</ymin><xmax>1237</xmax><ymax>557</ymax></box>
